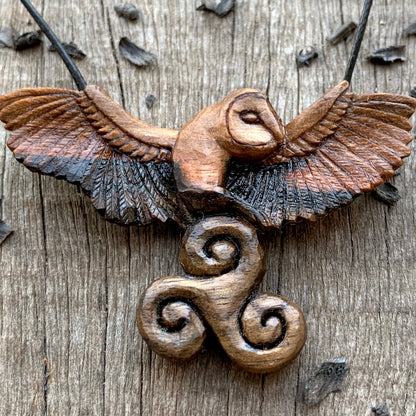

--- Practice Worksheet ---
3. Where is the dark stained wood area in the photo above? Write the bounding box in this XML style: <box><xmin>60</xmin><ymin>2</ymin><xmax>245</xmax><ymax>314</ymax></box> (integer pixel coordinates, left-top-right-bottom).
<box><xmin>1</xmin><ymin>0</ymin><xmax>416</xmax><ymax>415</ymax></box>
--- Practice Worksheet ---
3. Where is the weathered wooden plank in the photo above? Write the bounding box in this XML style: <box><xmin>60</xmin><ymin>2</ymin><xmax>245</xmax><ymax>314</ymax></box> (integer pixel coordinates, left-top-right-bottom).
<box><xmin>264</xmin><ymin>1</ymin><xmax>416</xmax><ymax>415</ymax></box>
<box><xmin>0</xmin><ymin>2</ymin><xmax>49</xmax><ymax>415</ymax></box>
<box><xmin>0</xmin><ymin>0</ymin><xmax>415</xmax><ymax>415</ymax></box>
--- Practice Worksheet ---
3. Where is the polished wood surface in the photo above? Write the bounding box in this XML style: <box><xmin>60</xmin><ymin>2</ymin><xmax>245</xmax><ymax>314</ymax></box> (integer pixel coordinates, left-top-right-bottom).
<box><xmin>1</xmin><ymin>78</ymin><xmax>414</xmax><ymax>372</ymax></box>
<box><xmin>137</xmin><ymin>216</ymin><xmax>306</xmax><ymax>373</ymax></box>
<box><xmin>0</xmin><ymin>61</ymin><xmax>414</xmax><ymax>373</ymax></box>
<box><xmin>1</xmin><ymin>80</ymin><xmax>414</xmax><ymax>228</ymax></box>
<box><xmin>1</xmin><ymin>0</ymin><xmax>416</xmax><ymax>414</ymax></box>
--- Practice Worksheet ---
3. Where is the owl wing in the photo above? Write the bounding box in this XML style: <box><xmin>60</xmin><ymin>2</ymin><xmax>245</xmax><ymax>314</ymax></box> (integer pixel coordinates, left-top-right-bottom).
<box><xmin>226</xmin><ymin>81</ymin><xmax>416</xmax><ymax>228</ymax></box>
<box><xmin>0</xmin><ymin>85</ymin><xmax>189</xmax><ymax>226</ymax></box>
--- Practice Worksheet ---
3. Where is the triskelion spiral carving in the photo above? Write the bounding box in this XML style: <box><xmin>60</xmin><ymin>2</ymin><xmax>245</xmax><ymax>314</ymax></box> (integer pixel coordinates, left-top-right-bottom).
<box><xmin>137</xmin><ymin>216</ymin><xmax>306</xmax><ymax>372</ymax></box>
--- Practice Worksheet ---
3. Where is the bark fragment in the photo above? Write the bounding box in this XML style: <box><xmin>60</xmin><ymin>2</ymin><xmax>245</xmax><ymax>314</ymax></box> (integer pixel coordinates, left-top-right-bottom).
<box><xmin>0</xmin><ymin>27</ymin><xmax>17</xmax><ymax>48</ymax></box>
<box><xmin>297</xmin><ymin>46</ymin><xmax>318</xmax><ymax>67</ymax></box>
<box><xmin>327</xmin><ymin>21</ymin><xmax>357</xmax><ymax>45</ymax></box>
<box><xmin>404</xmin><ymin>21</ymin><xmax>416</xmax><ymax>36</ymax></box>
<box><xmin>114</xmin><ymin>3</ymin><xmax>140</xmax><ymax>21</ymax></box>
<box><xmin>14</xmin><ymin>30</ymin><xmax>42</xmax><ymax>50</ymax></box>
<box><xmin>49</xmin><ymin>41</ymin><xmax>86</xmax><ymax>59</ymax></box>
<box><xmin>119</xmin><ymin>37</ymin><xmax>157</xmax><ymax>67</ymax></box>
<box><xmin>372</xmin><ymin>404</ymin><xmax>390</xmax><ymax>416</ymax></box>
<box><xmin>367</xmin><ymin>45</ymin><xmax>406</xmax><ymax>64</ymax></box>
<box><xmin>197</xmin><ymin>0</ymin><xmax>235</xmax><ymax>17</ymax></box>
<box><xmin>371</xmin><ymin>182</ymin><xmax>400</xmax><ymax>206</ymax></box>
<box><xmin>145</xmin><ymin>94</ymin><xmax>156</xmax><ymax>110</ymax></box>
<box><xmin>302</xmin><ymin>358</ymin><xmax>349</xmax><ymax>406</ymax></box>
<box><xmin>0</xmin><ymin>220</ymin><xmax>13</xmax><ymax>245</ymax></box>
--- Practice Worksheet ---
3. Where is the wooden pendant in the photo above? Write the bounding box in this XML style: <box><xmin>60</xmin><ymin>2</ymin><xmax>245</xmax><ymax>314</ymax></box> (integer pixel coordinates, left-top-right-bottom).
<box><xmin>137</xmin><ymin>216</ymin><xmax>306</xmax><ymax>372</ymax></box>
<box><xmin>0</xmin><ymin>80</ymin><xmax>415</xmax><ymax>372</ymax></box>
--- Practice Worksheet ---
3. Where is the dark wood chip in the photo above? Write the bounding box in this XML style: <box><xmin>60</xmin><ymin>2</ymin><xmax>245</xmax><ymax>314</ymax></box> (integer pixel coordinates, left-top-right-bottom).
<box><xmin>296</xmin><ymin>46</ymin><xmax>318</xmax><ymax>67</ymax></box>
<box><xmin>372</xmin><ymin>404</ymin><xmax>390</xmax><ymax>416</ymax></box>
<box><xmin>49</xmin><ymin>41</ymin><xmax>86</xmax><ymax>59</ymax></box>
<box><xmin>119</xmin><ymin>37</ymin><xmax>157</xmax><ymax>67</ymax></box>
<box><xmin>215</xmin><ymin>0</ymin><xmax>234</xmax><ymax>16</ymax></box>
<box><xmin>197</xmin><ymin>0</ymin><xmax>235</xmax><ymax>17</ymax></box>
<box><xmin>0</xmin><ymin>27</ymin><xmax>17</xmax><ymax>48</ymax></box>
<box><xmin>114</xmin><ymin>3</ymin><xmax>140</xmax><ymax>21</ymax></box>
<box><xmin>0</xmin><ymin>220</ymin><xmax>13</xmax><ymax>245</ymax></box>
<box><xmin>145</xmin><ymin>94</ymin><xmax>156</xmax><ymax>109</ymax></box>
<box><xmin>302</xmin><ymin>358</ymin><xmax>349</xmax><ymax>406</ymax></box>
<box><xmin>371</xmin><ymin>182</ymin><xmax>400</xmax><ymax>206</ymax></box>
<box><xmin>367</xmin><ymin>45</ymin><xmax>406</xmax><ymax>64</ymax></box>
<box><xmin>404</xmin><ymin>21</ymin><xmax>416</xmax><ymax>36</ymax></box>
<box><xmin>327</xmin><ymin>21</ymin><xmax>357</xmax><ymax>45</ymax></box>
<box><xmin>410</xmin><ymin>86</ymin><xmax>416</xmax><ymax>98</ymax></box>
<box><xmin>14</xmin><ymin>30</ymin><xmax>42</xmax><ymax>50</ymax></box>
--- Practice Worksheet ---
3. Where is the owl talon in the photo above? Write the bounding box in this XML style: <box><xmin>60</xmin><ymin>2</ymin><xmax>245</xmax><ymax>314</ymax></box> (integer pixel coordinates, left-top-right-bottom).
<box><xmin>223</xmin><ymin>193</ymin><xmax>268</xmax><ymax>226</ymax></box>
<box><xmin>181</xmin><ymin>188</ymin><xmax>266</xmax><ymax>226</ymax></box>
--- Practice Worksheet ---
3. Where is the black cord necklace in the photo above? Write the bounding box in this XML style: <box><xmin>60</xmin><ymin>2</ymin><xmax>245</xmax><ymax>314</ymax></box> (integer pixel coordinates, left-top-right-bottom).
<box><xmin>21</xmin><ymin>0</ymin><xmax>372</xmax><ymax>89</ymax></box>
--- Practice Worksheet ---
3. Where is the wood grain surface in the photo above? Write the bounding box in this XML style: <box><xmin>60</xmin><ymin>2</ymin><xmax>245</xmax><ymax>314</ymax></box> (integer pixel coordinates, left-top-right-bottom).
<box><xmin>0</xmin><ymin>0</ymin><xmax>415</xmax><ymax>415</ymax></box>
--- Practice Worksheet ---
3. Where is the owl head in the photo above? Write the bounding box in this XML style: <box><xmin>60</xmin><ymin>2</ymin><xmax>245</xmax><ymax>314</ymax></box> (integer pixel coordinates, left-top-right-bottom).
<box><xmin>215</xmin><ymin>88</ymin><xmax>286</xmax><ymax>159</ymax></box>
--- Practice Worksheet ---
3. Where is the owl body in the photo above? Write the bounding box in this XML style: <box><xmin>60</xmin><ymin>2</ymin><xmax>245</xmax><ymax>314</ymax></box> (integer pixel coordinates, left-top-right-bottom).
<box><xmin>172</xmin><ymin>88</ymin><xmax>284</xmax><ymax>197</ymax></box>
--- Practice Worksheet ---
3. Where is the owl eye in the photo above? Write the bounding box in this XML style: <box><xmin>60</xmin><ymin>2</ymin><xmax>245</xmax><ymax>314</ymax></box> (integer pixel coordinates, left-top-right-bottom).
<box><xmin>240</xmin><ymin>111</ymin><xmax>261</xmax><ymax>124</ymax></box>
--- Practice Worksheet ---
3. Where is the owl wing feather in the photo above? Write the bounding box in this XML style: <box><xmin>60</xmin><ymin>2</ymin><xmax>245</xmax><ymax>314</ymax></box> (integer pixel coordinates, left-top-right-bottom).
<box><xmin>0</xmin><ymin>85</ymin><xmax>189</xmax><ymax>226</ymax></box>
<box><xmin>226</xmin><ymin>81</ymin><xmax>416</xmax><ymax>228</ymax></box>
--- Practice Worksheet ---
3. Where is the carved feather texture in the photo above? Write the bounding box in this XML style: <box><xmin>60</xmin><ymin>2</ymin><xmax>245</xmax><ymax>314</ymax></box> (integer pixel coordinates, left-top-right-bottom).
<box><xmin>0</xmin><ymin>87</ymin><xmax>187</xmax><ymax>226</ymax></box>
<box><xmin>1</xmin><ymin>82</ymin><xmax>415</xmax><ymax>229</ymax></box>
<box><xmin>227</xmin><ymin>84</ymin><xmax>416</xmax><ymax>228</ymax></box>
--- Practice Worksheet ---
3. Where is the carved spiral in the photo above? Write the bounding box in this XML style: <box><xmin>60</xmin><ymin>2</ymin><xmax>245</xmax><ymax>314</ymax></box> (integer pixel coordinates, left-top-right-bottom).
<box><xmin>233</xmin><ymin>293</ymin><xmax>307</xmax><ymax>373</ymax></box>
<box><xmin>137</xmin><ymin>216</ymin><xmax>263</xmax><ymax>361</ymax></box>
<box><xmin>240</xmin><ymin>294</ymin><xmax>287</xmax><ymax>349</ymax></box>
<box><xmin>137</xmin><ymin>216</ymin><xmax>307</xmax><ymax>372</ymax></box>
<box><xmin>137</xmin><ymin>284</ymin><xmax>207</xmax><ymax>360</ymax></box>
<box><xmin>216</xmin><ymin>293</ymin><xmax>306</xmax><ymax>373</ymax></box>
<box><xmin>180</xmin><ymin>216</ymin><xmax>264</xmax><ymax>278</ymax></box>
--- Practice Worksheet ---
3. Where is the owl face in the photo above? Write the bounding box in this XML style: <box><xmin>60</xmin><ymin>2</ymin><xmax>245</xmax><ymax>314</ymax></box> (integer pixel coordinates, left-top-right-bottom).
<box><xmin>219</xmin><ymin>89</ymin><xmax>285</xmax><ymax>159</ymax></box>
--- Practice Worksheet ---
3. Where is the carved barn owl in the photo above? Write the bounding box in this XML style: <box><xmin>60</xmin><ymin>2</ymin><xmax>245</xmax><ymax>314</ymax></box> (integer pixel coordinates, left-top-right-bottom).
<box><xmin>0</xmin><ymin>80</ymin><xmax>415</xmax><ymax>228</ymax></box>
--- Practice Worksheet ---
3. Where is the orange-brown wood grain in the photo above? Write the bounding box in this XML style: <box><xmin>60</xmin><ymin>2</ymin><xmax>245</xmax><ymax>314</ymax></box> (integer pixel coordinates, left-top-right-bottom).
<box><xmin>1</xmin><ymin>81</ymin><xmax>414</xmax><ymax>229</ymax></box>
<box><xmin>137</xmin><ymin>216</ymin><xmax>306</xmax><ymax>373</ymax></box>
<box><xmin>2</xmin><ymin>0</ymin><xmax>416</xmax><ymax>414</ymax></box>
<box><xmin>0</xmin><ymin>77</ymin><xmax>415</xmax><ymax>373</ymax></box>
